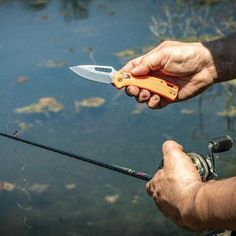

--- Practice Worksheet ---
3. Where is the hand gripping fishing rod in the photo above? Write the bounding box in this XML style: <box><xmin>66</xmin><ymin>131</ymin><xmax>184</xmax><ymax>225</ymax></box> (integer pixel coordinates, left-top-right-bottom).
<box><xmin>0</xmin><ymin>132</ymin><xmax>233</xmax><ymax>182</ymax></box>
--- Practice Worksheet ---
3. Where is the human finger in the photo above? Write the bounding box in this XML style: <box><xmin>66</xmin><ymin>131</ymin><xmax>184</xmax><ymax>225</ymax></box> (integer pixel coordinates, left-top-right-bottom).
<box><xmin>125</xmin><ymin>86</ymin><xmax>140</xmax><ymax>97</ymax></box>
<box><xmin>136</xmin><ymin>89</ymin><xmax>151</xmax><ymax>103</ymax></box>
<box><xmin>162</xmin><ymin>140</ymin><xmax>184</xmax><ymax>168</ymax></box>
<box><xmin>121</xmin><ymin>56</ymin><xmax>143</xmax><ymax>72</ymax></box>
<box><xmin>131</xmin><ymin>49</ymin><xmax>166</xmax><ymax>76</ymax></box>
<box><xmin>146</xmin><ymin>94</ymin><xmax>161</xmax><ymax>109</ymax></box>
<box><xmin>147</xmin><ymin>96</ymin><xmax>170</xmax><ymax>109</ymax></box>
<box><xmin>162</xmin><ymin>140</ymin><xmax>200</xmax><ymax>178</ymax></box>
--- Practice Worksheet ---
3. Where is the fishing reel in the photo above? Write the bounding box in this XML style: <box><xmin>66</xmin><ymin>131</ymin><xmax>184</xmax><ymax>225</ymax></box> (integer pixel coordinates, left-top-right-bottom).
<box><xmin>160</xmin><ymin>135</ymin><xmax>233</xmax><ymax>181</ymax></box>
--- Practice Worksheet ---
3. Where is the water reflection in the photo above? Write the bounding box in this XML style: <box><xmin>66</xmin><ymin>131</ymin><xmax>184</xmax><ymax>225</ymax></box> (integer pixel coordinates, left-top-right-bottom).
<box><xmin>59</xmin><ymin>0</ymin><xmax>93</xmax><ymax>21</ymax></box>
<box><xmin>0</xmin><ymin>0</ymin><xmax>93</xmax><ymax>20</ymax></box>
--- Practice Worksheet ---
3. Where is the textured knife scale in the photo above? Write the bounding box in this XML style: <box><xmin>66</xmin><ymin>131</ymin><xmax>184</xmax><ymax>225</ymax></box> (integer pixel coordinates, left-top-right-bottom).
<box><xmin>113</xmin><ymin>71</ymin><xmax>179</xmax><ymax>101</ymax></box>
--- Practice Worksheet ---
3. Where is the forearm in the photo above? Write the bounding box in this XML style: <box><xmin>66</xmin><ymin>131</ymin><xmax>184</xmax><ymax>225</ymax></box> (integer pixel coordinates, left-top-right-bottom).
<box><xmin>190</xmin><ymin>177</ymin><xmax>236</xmax><ymax>230</ymax></box>
<box><xmin>204</xmin><ymin>33</ymin><xmax>236</xmax><ymax>82</ymax></box>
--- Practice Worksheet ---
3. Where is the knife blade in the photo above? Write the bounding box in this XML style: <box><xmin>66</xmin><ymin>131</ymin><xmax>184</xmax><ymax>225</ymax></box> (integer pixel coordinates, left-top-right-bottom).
<box><xmin>69</xmin><ymin>65</ymin><xmax>179</xmax><ymax>101</ymax></box>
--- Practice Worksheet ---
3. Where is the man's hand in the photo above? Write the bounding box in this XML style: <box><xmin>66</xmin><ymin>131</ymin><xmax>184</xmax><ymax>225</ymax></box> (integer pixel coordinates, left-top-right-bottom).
<box><xmin>146</xmin><ymin>140</ymin><xmax>236</xmax><ymax>231</ymax></box>
<box><xmin>122</xmin><ymin>41</ymin><xmax>217</xmax><ymax>109</ymax></box>
<box><xmin>146</xmin><ymin>140</ymin><xmax>205</xmax><ymax>230</ymax></box>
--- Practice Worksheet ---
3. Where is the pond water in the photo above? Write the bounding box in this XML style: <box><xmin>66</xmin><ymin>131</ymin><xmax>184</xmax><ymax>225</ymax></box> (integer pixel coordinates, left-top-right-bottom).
<box><xmin>1</xmin><ymin>0</ymin><xmax>236</xmax><ymax>235</ymax></box>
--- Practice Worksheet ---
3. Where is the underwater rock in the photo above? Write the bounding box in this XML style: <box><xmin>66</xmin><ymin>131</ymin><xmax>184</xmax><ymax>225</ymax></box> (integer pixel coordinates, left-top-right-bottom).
<box><xmin>0</xmin><ymin>181</ymin><xmax>15</xmax><ymax>191</ymax></box>
<box><xmin>65</xmin><ymin>184</ymin><xmax>77</xmax><ymax>190</ymax></box>
<box><xmin>74</xmin><ymin>97</ymin><xmax>105</xmax><ymax>112</ymax></box>
<box><xmin>16</xmin><ymin>76</ymin><xmax>28</xmax><ymax>84</ymax></box>
<box><xmin>14</xmin><ymin>97</ymin><xmax>64</xmax><ymax>114</ymax></box>
<box><xmin>218</xmin><ymin>107</ymin><xmax>236</xmax><ymax>117</ymax></box>
<box><xmin>104</xmin><ymin>194</ymin><xmax>119</xmax><ymax>204</ymax></box>
<box><xmin>29</xmin><ymin>183</ymin><xmax>49</xmax><ymax>194</ymax></box>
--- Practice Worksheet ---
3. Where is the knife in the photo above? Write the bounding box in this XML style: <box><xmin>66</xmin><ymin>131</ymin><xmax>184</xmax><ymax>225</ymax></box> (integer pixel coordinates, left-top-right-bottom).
<box><xmin>69</xmin><ymin>65</ymin><xmax>179</xmax><ymax>101</ymax></box>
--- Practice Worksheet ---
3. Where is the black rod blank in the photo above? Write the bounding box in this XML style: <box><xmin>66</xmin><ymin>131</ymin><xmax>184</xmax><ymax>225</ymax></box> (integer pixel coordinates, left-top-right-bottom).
<box><xmin>0</xmin><ymin>132</ymin><xmax>152</xmax><ymax>181</ymax></box>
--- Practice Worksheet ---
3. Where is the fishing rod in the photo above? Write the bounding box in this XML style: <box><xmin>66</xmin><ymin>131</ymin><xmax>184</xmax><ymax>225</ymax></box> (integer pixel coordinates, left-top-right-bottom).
<box><xmin>0</xmin><ymin>132</ymin><xmax>233</xmax><ymax>182</ymax></box>
<box><xmin>0</xmin><ymin>132</ymin><xmax>152</xmax><ymax>181</ymax></box>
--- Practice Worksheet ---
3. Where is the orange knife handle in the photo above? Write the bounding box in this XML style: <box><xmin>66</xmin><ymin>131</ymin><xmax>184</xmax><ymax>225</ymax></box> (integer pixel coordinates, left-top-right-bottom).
<box><xmin>112</xmin><ymin>71</ymin><xmax>179</xmax><ymax>101</ymax></box>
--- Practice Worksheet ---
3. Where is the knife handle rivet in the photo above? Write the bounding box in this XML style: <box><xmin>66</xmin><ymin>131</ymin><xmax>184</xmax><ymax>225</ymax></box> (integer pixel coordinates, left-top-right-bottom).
<box><xmin>118</xmin><ymin>77</ymin><xmax>123</xmax><ymax>82</ymax></box>
<box><xmin>122</xmin><ymin>73</ymin><xmax>131</xmax><ymax>79</ymax></box>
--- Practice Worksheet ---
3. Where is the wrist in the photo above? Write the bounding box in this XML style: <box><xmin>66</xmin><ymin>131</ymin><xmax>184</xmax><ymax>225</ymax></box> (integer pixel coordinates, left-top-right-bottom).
<box><xmin>204</xmin><ymin>33</ymin><xmax>236</xmax><ymax>83</ymax></box>
<box><xmin>180</xmin><ymin>182</ymin><xmax>211</xmax><ymax>230</ymax></box>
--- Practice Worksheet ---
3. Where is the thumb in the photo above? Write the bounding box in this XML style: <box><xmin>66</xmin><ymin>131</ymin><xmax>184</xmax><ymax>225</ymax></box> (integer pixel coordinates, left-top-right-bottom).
<box><xmin>131</xmin><ymin>50</ymin><xmax>164</xmax><ymax>75</ymax></box>
<box><xmin>162</xmin><ymin>140</ymin><xmax>186</xmax><ymax>168</ymax></box>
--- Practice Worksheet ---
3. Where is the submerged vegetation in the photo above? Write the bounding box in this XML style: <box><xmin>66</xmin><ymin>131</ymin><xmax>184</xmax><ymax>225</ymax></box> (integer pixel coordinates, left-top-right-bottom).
<box><xmin>14</xmin><ymin>97</ymin><xmax>64</xmax><ymax>114</ymax></box>
<box><xmin>74</xmin><ymin>97</ymin><xmax>106</xmax><ymax>112</ymax></box>
<box><xmin>116</xmin><ymin>0</ymin><xmax>236</xmax><ymax>62</ymax></box>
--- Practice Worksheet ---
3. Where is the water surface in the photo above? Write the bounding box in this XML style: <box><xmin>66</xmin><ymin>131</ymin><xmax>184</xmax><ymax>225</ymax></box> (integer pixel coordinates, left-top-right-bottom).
<box><xmin>1</xmin><ymin>0</ymin><xmax>236</xmax><ymax>235</ymax></box>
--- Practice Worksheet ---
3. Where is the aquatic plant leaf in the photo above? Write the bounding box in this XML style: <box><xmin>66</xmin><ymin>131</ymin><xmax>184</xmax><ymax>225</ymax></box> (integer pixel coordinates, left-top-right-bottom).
<box><xmin>131</xmin><ymin>103</ymin><xmax>146</xmax><ymax>115</ymax></box>
<box><xmin>16</xmin><ymin>76</ymin><xmax>28</xmax><ymax>83</ymax></box>
<box><xmin>65</xmin><ymin>184</ymin><xmax>77</xmax><ymax>190</ymax></box>
<box><xmin>18</xmin><ymin>122</ymin><xmax>33</xmax><ymax>131</ymax></box>
<box><xmin>104</xmin><ymin>194</ymin><xmax>119</xmax><ymax>204</ymax></box>
<box><xmin>74</xmin><ymin>97</ymin><xmax>105</xmax><ymax>112</ymax></box>
<box><xmin>180</xmin><ymin>108</ymin><xmax>196</xmax><ymax>115</ymax></box>
<box><xmin>131</xmin><ymin>195</ymin><xmax>142</xmax><ymax>204</ymax></box>
<box><xmin>29</xmin><ymin>0</ymin><xmax>48</xmax><ymax>7</ymax></box>
<box><xmin>38</xmin><ymin>60</ymin><xmax>66</xmax><ymax>68</ymax></box>
<box><xmin>115</xmin><ymin>49</ymin><xmax>138</xmax><ymax>58</ymax></box>
<box><xmin>29</xmin><ymin>183</ymin><xmax>49</xmax><ymax>194</ymax></box>
<box><xmin>0</xmin><ymin>182</ymin><xmax>15</xmax><ymax>191</ymax></box>
<box><xmin>14</xmin><ymin>97</ymin><xmax>64</xmax><ymax>114</ymax></box>
<box><xmin>217</xmin><ymin>106</ymin><xmax>236</xmax><ymax>117</ymax></box>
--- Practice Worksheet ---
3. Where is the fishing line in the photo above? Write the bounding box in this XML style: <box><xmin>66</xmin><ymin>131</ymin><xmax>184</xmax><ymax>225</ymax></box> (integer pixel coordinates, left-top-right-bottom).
<box><xmin>0</xmin><ymin>132</ymin><xmax>152</xmax><ymax>181</ymax></box>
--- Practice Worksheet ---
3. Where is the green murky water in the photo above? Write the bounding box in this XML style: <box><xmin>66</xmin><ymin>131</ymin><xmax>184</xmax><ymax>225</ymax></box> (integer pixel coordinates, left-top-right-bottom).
<box><xmin>1</xmin><ymin>0</ymin><xmax>236</xmax><ymax>235</ymax></box>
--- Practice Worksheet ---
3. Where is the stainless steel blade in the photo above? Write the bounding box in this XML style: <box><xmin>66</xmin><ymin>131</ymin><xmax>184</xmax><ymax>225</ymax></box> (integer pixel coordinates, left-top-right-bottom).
<box><xmin>69</xmin><ymin>65</ymin><xmax>117</xmax><ymax>84</ymax></box>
